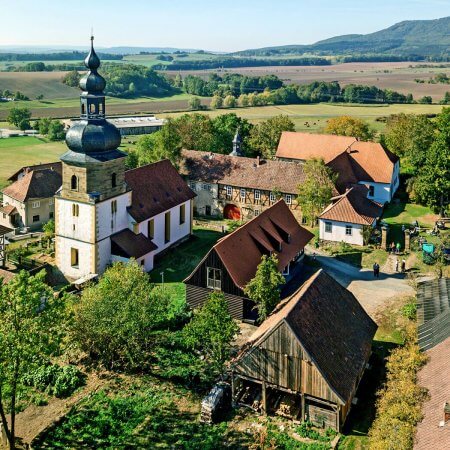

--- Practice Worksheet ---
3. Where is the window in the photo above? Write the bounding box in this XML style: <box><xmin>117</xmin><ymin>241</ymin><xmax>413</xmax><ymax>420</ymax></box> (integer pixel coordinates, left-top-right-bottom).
<box><xmin>72</xmin><ymin>204</ymin><xmax>79</xmax><ymax>217</ymax></box>
<box><xmin>140</xmin><ymin>258</ymin><xmax>145</xmax><ymax>266</ymax></box>
<box><xmin>269</xmin><ymin>192</ymin><xmax>276</xmax><ymax>203</ymax></box>
<box><xmin>285</xmin><ymin>194</ymin><xmax>292</xmax><ymax>205</ymax></box>
<box><xmin>164</xmin><ymin>211</ymin><xmax>171</xmax><ymax>243</ymax></box>
<box><xmin>49</xmin><ymin>198</ymin><xmax>54</xmax><ymax>206</ymax></box>
<box><xmin>32</xmin><ymin>201</ymin><xmax>40</xmax><ymax>208</ymax></box>
<box><xmin>70</xmin><ymin>248</ymin><xmax>79</xmax><ymax>268</ymax></box>
<box><xmin>325</xmin><ymin>221</ymin><xmax>332</xmax><ymax>233</ymax></box>
<box><xmin>301</xmin><ymin>216</ymin><xmax>307</xmax><ymax>225</ymax></box>
<box><xmin>111</xmin><ymin>173</ymin><xmax>117</xmax><ymax>188</ymax></box>
<box><xmin>32</xmin><ymin>215</ymin><xmax>40</xmax><ymax>223</ymax></box>
<box><xmin>254</xmin><ymin>189</ymin><xmax>261</xmax><ymax>202</ymax></box>
<box><xmin>368</xmin><ymin>185</ymin><xmax>375</xmax><ymax>197</ymax></box>
<box><xmin>71</xmin><ymin>175</ymin><xmax>78</xmax><ymax>191</ymax></box>
<box><xmin>240</xmin><ymin>188</ymin><xmax>246</xmax><ymax>199</ymax></box>
<box><xmin>81</xmin><ymin>104</ymin><xmax>86</xmax><ymax>115</ymax></box>
<box><xmin>147</xmin><ymin>219</ymin><xmax>154</xmax><ymax>239</ymax></box>
<box><xmin>49</xmin><ymin>212</ymin><xmax>54</xmax><ymax>219</ymax></box>
<box><xmin>111</xmin><ymin>200</ymin><xmax>117</xmax><ymax>215</ymax></box>
<box><xmin>205</xmin><ymin>205</ymin><xmax>211</xmax><ymax>216</ymax></box>
<box><xmin>189</xmin><ymin>182</ymin><xmax>196</xmax><ymax>191</ymax></box>
<box><xmin>207</xmin><ymin>267</ymin><xmax>222</xmax><ymax>290</ymax></box>
<box><xmin>179</xmin><ymin>204</ymin><xmax>186</xmax><ymax>225</ymax></box>
<box><xmin>254</xmin><ymin>209</ymin><xmax>260</xmax><ymax>216</ymax></box>
<box><xmin>202</xmin><ymin>184</ymin><xmax>211</xmax><ymax>191</ymax></box>
<box><xmin>345</xmin><ymin>225</ymin><xmax>353</xmax><ymax>236</ymax></box>
<box><xmin>226</xmin><ymin>186</ymin><xmax>232</xmax><ymax>198</ymax></box>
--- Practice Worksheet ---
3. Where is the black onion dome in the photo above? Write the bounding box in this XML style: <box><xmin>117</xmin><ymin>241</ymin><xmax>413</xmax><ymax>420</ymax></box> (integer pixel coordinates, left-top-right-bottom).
<box><xmin>79</xmin><ymin>71</ymin><xmax>106</xmax><ymax>92</ymax></box>
<box><xmin>85</xmin><ymin>38</ymin><xmax>100</xmax><ymax>70</ymax></box>
<box><xmin>65</xmin><ymin>120</ymin><xmax>121</xmax><ymax>153</ymax></box>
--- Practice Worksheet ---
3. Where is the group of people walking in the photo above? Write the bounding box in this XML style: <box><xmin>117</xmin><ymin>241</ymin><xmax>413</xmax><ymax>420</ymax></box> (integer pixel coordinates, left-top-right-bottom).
<box><xmin>373</xmin><ymin>257</ymin><xmax>406</xmax><ymax>278</ymax></box>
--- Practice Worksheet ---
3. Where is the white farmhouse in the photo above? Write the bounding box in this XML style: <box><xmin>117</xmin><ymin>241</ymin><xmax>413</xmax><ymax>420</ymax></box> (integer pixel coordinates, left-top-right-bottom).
<box><xmin>55</xmin><ymin>37</ymin><xmax>195</xmax><ymax>281</ymax></box>
<box><xmin>318</xmin><ymin>187</ymin><xmax>383</xmax><ymax>246</ymax></box>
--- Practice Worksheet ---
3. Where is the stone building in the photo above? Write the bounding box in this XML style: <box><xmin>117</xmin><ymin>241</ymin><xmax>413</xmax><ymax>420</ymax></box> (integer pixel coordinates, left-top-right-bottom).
<box><xmin>55</xmin><ymin>37</ymin><xmax>195</xmax><ymax>281</ymax></box>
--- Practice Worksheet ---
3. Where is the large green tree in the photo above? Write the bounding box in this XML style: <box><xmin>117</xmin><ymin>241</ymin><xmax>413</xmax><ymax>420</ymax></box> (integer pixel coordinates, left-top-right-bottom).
<box><xmin>0</xmin><ymin>270</ymin><xmax>64</xmax><ymax>450</ymax></box>
<box><xmin>70</xmin><ymin>262</ymin><xmax>171</xmax><ymax>370</ymax></box>
<box><xmin>183</xmin><ymin>291</ymin><xmax>239</xmax><ymax>374</ymax></box>
<box><xmin>297</xmin><ymin>158</ymin><xmax>337</xmax><ymax>226</ymax></box>
<box><xmin>244</xmin><ymin>254</ymin><xmax>285</xmax><ymax>321</ymax></box>
<box><xmin>211</xmin><ymin>113</ymin><xmax>253</xmax><ymax>154</ymax></box>
<box><xmin>247</xmin><ymin>115</ymin><xmax>295</xmax><ymax>158</ymax></box>
<box><xmin>324</xmin><ymin>115</ymin><xmax>374</xmax><ymax>141</ymax></box>
<box><xmin>7</xmin><ymin>107</ymin><xmax>31</xmax><ymax>130</ymax></box>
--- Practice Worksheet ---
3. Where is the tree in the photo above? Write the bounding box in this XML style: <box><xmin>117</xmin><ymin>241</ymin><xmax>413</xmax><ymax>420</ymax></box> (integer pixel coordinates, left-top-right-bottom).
<box><xmin>440</xmin><ymin>92</ymin><xmax>450</xmax><ymax>105</ymax></box>
<box><xmin>244</xmin><ymin>254</ymin><xmax>285</xmax><ymax>321</ymax></box>
<box><xmin>223</xmin><ymin>95</ymin><xmax>237</xmax><ymax>108</ymax></box>
<box><xmin>43</xmin><ymin>218</ymin><xmax>55</xmax><ymax>238</ymax></box>
<box><xmin>247</xmin><ymin>115</ymin><xmax>295</xmax><ymax>158</ymax></box>
<box><xmin>62</xmin><ymin>70</ymin><xmax>81</xmax><ymax>87</ymax></box>
<box><xmin>238</xmin><ymin>93</ymin><xmax>249</xmax><ymax>107</ymax></box>
<box><xmin>297</xmin><ymin>158</ymin><xmax>337</xmax><ymax>226</ymax></box>
<box><xmin>70</xmin><ymin>262</ymin><xmax>171</xmax><ymax>370</ymax></box>
<box><xmin>211</xmin><ymin>113</ymin><xmax>253</xmax><ymax>154</ymax></box>
<box><xmin>47</xmin><ymin>120</ymin><xmax>66</xmax><ymax>141</ymax></box>
<box><xmin>0</xmin><ymin>270</ymin><xmax>64</xmax><ymax>450</ymax></box>
<box><xmin>210</xmin><ymin>94</ymin><xmax>223</xmax><ymax>109</ymax></box>
<box><xmin>7</xmin><ymin>107</ymin><xmax>31</xmax><ymax>130</ymax></box>
<box><xmin>183</xmin><ymin>292</ymin><xmax>238</xmax><ymax>374</ymax></box>
<box><xmin>36</xmin><ymin>94</ymin><xmax>44</xmax><ymax>101</ymax></box>
<box><xmin>189</xmin><ymin>96</ymin><xmax>201</xmax><ymax>110</ymax></box>
<box><xmin>36</xmin><ymin>117</ymin><xmax>52</xmax><ymax>135</ymax></box>
<box><xmin>418</xmin><ymin>95</ymin><xmax>432</xmax><ymax>104</ymax></box>
<box><xmin>324</xmin><ymin>116</ymin><xmax>374</xmax><ymax>141</ymax></box>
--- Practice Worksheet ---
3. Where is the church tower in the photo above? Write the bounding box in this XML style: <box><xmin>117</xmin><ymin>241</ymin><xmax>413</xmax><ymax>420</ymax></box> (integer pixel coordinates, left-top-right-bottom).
<box><xmin>55</xmin><ymin>36</ymin><xmax>131</xmax><ymax>280</ymax></box>
<box><xmin>230</xmin><ymin>128</ymin><xmax>243</xmax><ymax>156</ymax></box>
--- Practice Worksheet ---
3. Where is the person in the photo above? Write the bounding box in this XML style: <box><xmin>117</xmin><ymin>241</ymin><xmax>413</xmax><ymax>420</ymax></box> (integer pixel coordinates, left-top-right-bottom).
<box><xmin>395</xmin><ymin>258</ymin><xmax>399</xmax><ymax>272</ymax></box>
<box><xmin>396</xmin><ymin>242</ymin><xmax>401</xmax><ymax>254</ymax></box>
<box><xmin>415</xmin><ymin>220</ymin><xmax>419</xmax><ymax>228</ymax></box>
<box><xmin>390</xmin><ymin>242</ymin><xmax>395</xmax><ymax>254</ymax></box>
<box><xmin>373</xmin><ymin>262</ymin><xmax>380</xmax><ymax>278</ymax></box>
<box><xmin>401</xmin><ymin>224</ymin><xmax>406</xmax><ymax>233</ymax></box>
<box><xmin>401</xmin><ymin>258</ymin><xmax>406</xmax><ymax>273</ymax></box>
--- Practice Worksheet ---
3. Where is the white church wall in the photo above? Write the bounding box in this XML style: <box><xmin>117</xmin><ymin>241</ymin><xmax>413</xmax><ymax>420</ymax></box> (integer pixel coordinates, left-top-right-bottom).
<box><xmin>96</xmin><ymin>192</ymin><xmax>131</xmax><ymax>241</ymax></box>
<box><xmin>55</xmin><ymin>198</ymin><xmax>95</xmax><ymax>243</ymax></box>
<box><xmin>55</xmin><ymin>236</ymin><xmax>94</xmax><ymax>279</ymax></box>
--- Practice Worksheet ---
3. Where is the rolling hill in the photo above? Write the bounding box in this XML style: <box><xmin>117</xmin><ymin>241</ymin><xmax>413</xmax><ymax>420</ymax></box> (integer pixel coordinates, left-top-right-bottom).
<box><xmin>235</xmin><ymin>16</ymin><xmax>450</xmax><ymax>59</ymax></box>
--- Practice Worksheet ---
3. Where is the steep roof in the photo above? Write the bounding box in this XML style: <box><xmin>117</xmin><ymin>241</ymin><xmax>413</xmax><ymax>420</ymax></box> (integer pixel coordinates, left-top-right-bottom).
<box><xmin>2</xmin><ymin>169</ymin><xmax>62</xmax><ymax>202</ymax></box>
<box><xmin>125</xmin><ymin>159</ymin><xmax>196</xmax><ymax>223</ymax></box>
<box><xmin>235</xmin><ymin>269</ymin><xmax>377</xmax><ymax>403</ymax></box>
<box><xmin>185</xmin><ymin>200</ymin><xmax>313</xmax><ymax>290</ymax></box>
<box><xmin>319</xmin><ymin>186</ymin><xmax>383</xmax><ymax>226</ymax></box>
<box><xmin>110</xmin><ymin>229</ymin><xmax>158</xmax><ymax>259</ymax></box>
<box><xmin>7</xmin><ymin>162</ymin><xmax>62</xmax><ymax>182</ymax></box>
<box><xmin>181</xmin><ymin>150</ymin><xmax>305</xmax><ymax>194</ymax></box>
<box><xmin>276</xmin><ymin>132</ymin><xmax>399</xmax><ymax>184</ymax></box>
<box><xmin>0</xmin><ymin>205</ymin><xmax>17</xmax><ymax>216</ymax></box>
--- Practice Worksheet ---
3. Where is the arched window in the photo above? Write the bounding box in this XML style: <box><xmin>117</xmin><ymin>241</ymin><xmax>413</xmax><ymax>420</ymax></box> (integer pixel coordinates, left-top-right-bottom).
<box><xmin>81</xmin><ymin>103</ymin><xmax>86</xmax><ymax>115</ymax></box>
<box><xmin>89</xmin><ymin>103</ymin><xmax>95</xmax><ymax>114</ymax></box>
<box><xmin>98</xmin><ymin>103</ymin><xmax>103</xmax><ymax>114</ymax></box>
<box><xmin>111</xmin><ymin>173</ymin><xmax>117</xmax><ymax>188</ymax></box>
<box><xmin>71</xmin><ymin>175</ymin><xmax>78</xmax><ymax>190</ymax></box>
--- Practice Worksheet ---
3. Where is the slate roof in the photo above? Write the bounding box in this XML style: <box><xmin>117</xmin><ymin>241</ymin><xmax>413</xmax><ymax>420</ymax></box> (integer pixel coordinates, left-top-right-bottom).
<box><xmin>417</xmin><ymin>278</ymin><xmax>450</xmax><ymax>351</ymax></box>
<box><xmin>185</xmin><ymin>200</ymin><xmax>314</xmax><ymax>290</ymax></box>
<box><xmin>319</xmin><ymin>186</ymin><xmax>383</xmax><ymax>226</ymax></box>
<box><xmin>125</xmin><ymin>159</ymin><xmax>196</xmax><ymax>223</ymax></box>
<box><xmin>276</xmin><ymin>132</ymin><xmax>399</xmax><ymax>184</ymax></box>
<box><xmin>2</xmin><ymin>169</ymin><xmax>62</xmax><ymax>202</ymax></box>
<box><xmin>235</xmin><ymin>269</ymin><xmax>377</xmax><ymax>403</ymax></box>
<box><xmin>180</xmin><ymin>150</ymin><xmax>305</xmax><ymax>194</ymax></box>
<box><xmin>0</xmin><ymin>225</ymin><xmax>12</xmax><ymax>235</ymax></box>
<box><xmin>7</xmin><ymin>162</ymin><xmax>62</xmax><ymax>182</ymax></box>
<box><xmin>110</xmin><ymin>229</ymin><xmax>158</xmax><ymax>259</ymax></box>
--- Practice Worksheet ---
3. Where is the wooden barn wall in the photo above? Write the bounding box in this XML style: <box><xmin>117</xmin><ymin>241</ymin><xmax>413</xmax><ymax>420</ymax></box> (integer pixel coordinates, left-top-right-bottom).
<box><xmin>186</xmin><ymin>284</ymin><xmax>244</xmax><ymax>320</ymax></box>
<box><xmin>233</xmin><ymin>321</ymin><xmax>341</xmax><ymax>404</ymax></box>
<box><xmin>185</xmin><ymin>249</ymin><xmax>244</xmax><ymax>297</ymax></box>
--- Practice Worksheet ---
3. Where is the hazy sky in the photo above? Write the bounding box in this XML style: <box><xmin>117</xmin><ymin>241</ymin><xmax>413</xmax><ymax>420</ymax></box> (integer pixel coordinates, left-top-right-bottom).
<box><xmin>1</xmin><ymin>0</ymin><xmax>449</xmax><ymax>52</ymax></box>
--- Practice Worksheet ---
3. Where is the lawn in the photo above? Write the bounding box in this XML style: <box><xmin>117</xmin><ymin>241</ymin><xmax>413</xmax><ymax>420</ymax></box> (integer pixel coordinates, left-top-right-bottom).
<box><xmin>0</xmin><ymin>136</ymin><xmax>65</xmax><ymax>188</ymax></box>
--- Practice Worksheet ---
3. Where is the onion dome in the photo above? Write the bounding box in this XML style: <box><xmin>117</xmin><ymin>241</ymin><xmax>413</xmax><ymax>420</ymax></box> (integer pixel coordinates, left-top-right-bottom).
<box><xmin>65</xmin><ymin>120</ymin><xmax>121</xmax><ymax>153</ymax></box>
<box><xmin>79</xmin><ymin>35</ymin><xmax>106</xmax><ymax>93</ymax></box>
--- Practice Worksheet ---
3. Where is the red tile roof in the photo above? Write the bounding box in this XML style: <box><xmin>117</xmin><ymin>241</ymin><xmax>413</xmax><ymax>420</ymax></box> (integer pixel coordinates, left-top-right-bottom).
<box><xmin>0</xmin><ymin>205</ymin><xmax>17</xmax><ymax>216</ymax></box>
<box><xmin>125</xmin><ymin>159</ymin><xmax>196</xmax><ymax>223</ymax></box>
<box><xmin>197</xmin><ymin>200</ymin><xmax>313</xmax><ymax>289</ymax></box>
<box><xmin>2</xmin><ymin>169</ymin><xmax>62</xmax><ymax>202</ymax></box>
<box><xmin>234</xmin><ymin>269</ymin><xmax>377</xmax><ymax>403</ymax></box>
<box><xmin>319</xmin><ymin>186</ymin><xmax>383</xmax><ymax>225</ymax></box>
<box><xmin>276</xmin><ymin>132</ymin><xmax>399</xmax><ymax>184</ymax></box>
<box><xmin>111</xmin><ymin>229</ymin><xmax>158</xmax><ymax>259</ymax></box>
<box><xmin>181</xmin><ymin>150</ymin><xmax>305</xmax><ymax>194</ymax></box>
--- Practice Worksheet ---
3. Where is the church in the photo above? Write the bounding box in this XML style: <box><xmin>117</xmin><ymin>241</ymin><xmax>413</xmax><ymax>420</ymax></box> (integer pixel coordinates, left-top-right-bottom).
<box><xmin>55</xmin><ymin>37</ymin><xmax>195</xmax><ymax>281</ymax></box>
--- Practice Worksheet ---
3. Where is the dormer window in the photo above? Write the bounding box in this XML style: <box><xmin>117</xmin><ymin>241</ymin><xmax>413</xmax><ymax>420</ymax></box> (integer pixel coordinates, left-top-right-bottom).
<box><xmin>368</xmin><ymin>185</ymin><xmax>375</xmax><ymax>197</ymax></box>
<box><xmin>71</xmin><ymin>175</ymin><xmax>78</xmax><ymax>191</ymax></box>
<box><xmin>285</xmin><ymin>194</ymin><xmax>292</xmax><ymax>205</ymax></box>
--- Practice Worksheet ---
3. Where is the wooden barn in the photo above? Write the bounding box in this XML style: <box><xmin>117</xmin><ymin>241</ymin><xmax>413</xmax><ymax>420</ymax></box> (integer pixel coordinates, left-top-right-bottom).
<box><xmin>184</xmin><ymin>200</ymin><xmax>314</xmax><ymax>322</ymax></box>
<box><xmin>231</xmin><ymin>269</ymin><xmax>377</xmax><ymax>431</ymax></box>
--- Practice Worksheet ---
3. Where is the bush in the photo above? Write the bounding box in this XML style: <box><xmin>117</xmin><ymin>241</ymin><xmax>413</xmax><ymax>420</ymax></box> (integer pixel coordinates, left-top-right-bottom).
<box><xmin>401</xmin><ymin>302</ymin><xmax>417</xmax><ymax>320</ymax></box>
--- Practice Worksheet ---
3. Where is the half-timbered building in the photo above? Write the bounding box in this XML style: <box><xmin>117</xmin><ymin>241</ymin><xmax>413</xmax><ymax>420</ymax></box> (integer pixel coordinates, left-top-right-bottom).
<box><xmin>184</xmin><ymin>200</ymin><xmax>314</xmax><ymax>321</ymax></box>
<box><xmin>231</xmin><ymin>269</ymin><xmax>377</xmax><ymax>431</ymax></box>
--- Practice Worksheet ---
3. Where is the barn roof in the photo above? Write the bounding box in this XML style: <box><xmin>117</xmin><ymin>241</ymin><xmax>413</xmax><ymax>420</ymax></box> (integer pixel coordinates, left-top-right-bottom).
<box><xmin>234</xmin><ymin>269</ymin><xmax>377</xmax><ymax>403</ymax></box>
<box><xmin>185</xmin><ymin>200</ymin><xmax>313</xmax><ymax>290</ymax></box>
<box><xmin>125</xmin><ymin>159</ymin><xmax>196</xmax><ymax>223</ymax></box>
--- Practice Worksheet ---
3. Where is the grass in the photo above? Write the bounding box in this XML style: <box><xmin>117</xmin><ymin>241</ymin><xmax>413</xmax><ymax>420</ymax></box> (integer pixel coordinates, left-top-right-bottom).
<box><xmin>0</xmin><ymin>136</ymin><xmax>65</xmax><ymax>188</ymax></box>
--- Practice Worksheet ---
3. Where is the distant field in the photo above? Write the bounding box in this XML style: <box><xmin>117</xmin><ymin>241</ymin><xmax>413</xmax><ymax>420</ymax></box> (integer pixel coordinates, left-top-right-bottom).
<box><xmin>160</xmin><ymin>103</ymin><xmax>444</xmax><ymax>133</ymax></box>
<box><xmin>166</xmin><ymin>61</ymin><xmax>450</xmax><ymax>101</ymax></box>
<box><xmin>0</xmin><ymin>136</ymin><xmax>65</xmax><ymax>188</ymax></box>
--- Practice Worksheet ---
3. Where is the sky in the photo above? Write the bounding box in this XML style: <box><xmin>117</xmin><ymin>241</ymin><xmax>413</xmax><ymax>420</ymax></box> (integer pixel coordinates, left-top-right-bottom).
<box><xmin>0</xmin><ymin>0</ymin><xmax>449</xmax><ymax>52</ymax></box>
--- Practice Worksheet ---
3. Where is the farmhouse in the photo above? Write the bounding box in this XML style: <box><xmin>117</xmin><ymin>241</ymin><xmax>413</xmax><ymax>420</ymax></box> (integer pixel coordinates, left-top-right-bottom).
<box><xmin>184</xmin><ymin>200</ymin><xmax>313</xmax><ymax>321</ymax></box>
<box><xmin>0</xmin><ymin>164</ymin><xmax>61</xmax><ymax>231</ymax></box>
<box><xmin>55</xmin><ymin>37</ymin><xmax>195</xmax><ymax>280</ymax></box>
<box><xmin>276</xmin><ymin>131</ymin><xmax>400</xmax><ymax>204</ymax></box>
<box><xmin>181</xmin><ymin>142</ymin><xmax>306</xmax><ymax>222</ymax></box>
<box><xmin>318</xmin><ymin>186</ymin><xmax>383</xmax><ymax>245</ymax></box>
<box><xmin>231</xmin><ymin>269</ymin><xmax>377</xmax><ymax>431</ymax></box>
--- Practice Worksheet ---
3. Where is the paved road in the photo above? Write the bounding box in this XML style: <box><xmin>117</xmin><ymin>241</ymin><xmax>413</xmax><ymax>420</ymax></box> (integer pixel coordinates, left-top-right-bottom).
<box><xmin>305</xmin><ymin>247</ymin><xmax>415</xmax><ymax>317</ymax></box>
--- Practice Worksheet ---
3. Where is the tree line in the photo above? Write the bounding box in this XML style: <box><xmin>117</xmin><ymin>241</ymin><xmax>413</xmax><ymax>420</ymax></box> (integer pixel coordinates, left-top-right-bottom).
<box><xmin>0</xmin><ymin>51</ymin><xmax>122</xmax><ymax>61</ymax></box>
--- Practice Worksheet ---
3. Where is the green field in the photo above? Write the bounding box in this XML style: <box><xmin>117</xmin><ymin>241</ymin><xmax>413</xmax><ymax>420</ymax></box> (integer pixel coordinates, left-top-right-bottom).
<box><xmin>0</xmin><ymin>136</ymin><xmax>65</xmax><ymax>188</ymax></box>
